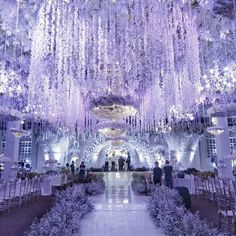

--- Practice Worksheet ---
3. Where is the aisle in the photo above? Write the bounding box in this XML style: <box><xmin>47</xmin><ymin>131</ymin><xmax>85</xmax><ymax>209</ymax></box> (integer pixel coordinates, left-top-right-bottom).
<box><xmin>79</xmin><ymin>172</ymin><xmax>165</xmax><ymax>236</ymax></box>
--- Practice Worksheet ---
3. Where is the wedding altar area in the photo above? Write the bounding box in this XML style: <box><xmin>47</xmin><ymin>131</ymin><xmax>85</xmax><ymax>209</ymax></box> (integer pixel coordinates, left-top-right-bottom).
<box><xmin>0</xmin><ymin>0</ymin><xmax>236</xmax><ymax>235</ymax></box>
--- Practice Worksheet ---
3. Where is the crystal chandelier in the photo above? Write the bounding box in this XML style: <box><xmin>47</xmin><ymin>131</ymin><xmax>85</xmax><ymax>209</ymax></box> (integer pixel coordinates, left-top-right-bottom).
<box><xmin>96</xmin><ymin>121</ymin><xmax>128</xmax><ymax>138</ymax></box>
<box><xmin>200</xmin><ymin>62</ymin><xmax>236</xmax><ymax>103</ymax></box>
<box><xmin>206</xmin><ymin>126</ymin><xmax>224</xmax><ymax>136</ymax></box>
<box><xmin>91</xmin><ymin>95</ymin><xmax>138</xmax><ymax>120</ymax></box>
<box><xmin>11</xmin><ymin>128</ymin><xmax>30</xmax><ymax>138</ymax></box>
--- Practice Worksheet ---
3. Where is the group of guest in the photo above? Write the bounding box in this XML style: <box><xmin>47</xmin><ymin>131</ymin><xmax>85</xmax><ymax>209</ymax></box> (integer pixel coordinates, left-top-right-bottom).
<box><xmin>105</xmin><ymin>154</ymin><xmax>131</xmax><ymax>172</ymax></box>
<box><xmin>65</xmin><ymin>161</ymin><xmax>75</xmax><ymax>175</ymax></box>
<box><xmin>153</xmin><ymin>160</ymin><xmax>173</xmax><ymax>189</ymax></box>
<box><xmin>65</xmin><ymin>161</ymin><xmax>86</xmax><ymax>182</ymax></box>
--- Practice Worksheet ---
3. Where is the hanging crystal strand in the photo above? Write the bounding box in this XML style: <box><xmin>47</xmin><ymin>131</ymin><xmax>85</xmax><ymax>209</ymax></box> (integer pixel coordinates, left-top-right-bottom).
<box><xmin>135</xmin><ymin>1</ymin><xmax>143</xmax><ymax>90</ymax></box>
<box><xmin>79</xmin><ymin>15</ymin><xmax>86</xmax><ymax>88</ymax></box>
<box><xmin>162</xmin><ymin>3</ymin><xmax>173</xmax><ymax>122</ymax></box>
<box><xmin>97</xmin><ymin>16</ymin><xmax>104</xmax><ymax>87</ymax></box>
<box><xmin>85</xmin><ymin>12</ymin><xmax>90</xmax><ymax>89</ymax></box>
<box><xmin>74</xmin><ymin>6</ymin><xmax>80</xmax><ymax>83</ymax></box>
<box><xmin>172</xmin><ymin>2</ymin><xmax>182</xmax><ymax>115</ymax></box>
<box><xmin>57</xmin><ymin>2</ymin><xmax>66</xmax><ymax>121</ymax></box>
<box><xmin>50</xmin><ymin>1</ymin><xmax>56</xmax><ymax>58</ymax></box>
<box><xmin>111</xmin><ymin>12</ymin><xmax>118</xmax><ymax>93</ymax></box>
<box><xmin>233</xmin><ymin>0</ymin><xmax>236</xmax><ymax>48</ymax></box>
<box><xmin>15</xmin><ymin>0</ymin><xmax>22</xmax><ymax>33</ymax></box>
<box><xmin>104</xmin><ymin>18</ymin><xmax>110</xmax><ymax>90</ymax></box>
<box><xmin>65</xmin><ymin>4</ymin><xmax>73</xmax><ymax>125</ymax></box>
<box><xmin>28</xmin><ymin>1</ymin><xmax>44</xmax><ymax>112</ymax></box>
<box><xmin>85</xmin><ymin>11</ymin><xmax>91</xmax><ymax>91</ymax></box>
<box><xmin>189</xmin><ymin>12</ymin><xmax>201</xmax><ymax>113</ymax></box>
<box><xmin>91</xmin><ymin>11</ymin><xmax>98</xmax><ymax>87</ymax></box>
<box><xmin>92</xmin><ymin>9</ymin><xmax>98</xmax><ymax>89</ymax></box>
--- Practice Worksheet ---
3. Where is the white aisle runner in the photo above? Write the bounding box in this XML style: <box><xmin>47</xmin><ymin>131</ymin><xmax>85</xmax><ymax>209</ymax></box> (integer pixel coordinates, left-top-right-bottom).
<box><xmin>80</xmin><ymin>172</ymin><xmax>165</xmax><ymax>236</ymax></box>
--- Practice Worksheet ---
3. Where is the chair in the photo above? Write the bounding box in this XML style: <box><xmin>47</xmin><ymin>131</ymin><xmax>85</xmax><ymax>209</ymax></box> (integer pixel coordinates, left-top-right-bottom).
<box><xmin>31</xmin><ymin>177</ymin><xmax>39</xmax><ymax>202</ymax></box>
<box><xmin>5</xmin><ymin>180</ymin><xmax>17</xmax><ymax>213</ymax></box>
<box><xmin>0</xmin><ymin>182</ymin><xmax>7</xmax><ymax>213</ymax></box>
<box><xmin>34</xmin><ymin>176</ymin><xmax>43</xmax><ymax>201</ymax></box>
<box><xmin>194</xmin><ymin>176</ymin><xmax>205</xmax><ymax>198</ymax></box>
<box><xmin>24</xmin><ymin>178</ymin><xmax>34</xmax><ymax>204</ymax></box>
<box><xmin>215</xmin><ymin>177</ymin><xmax>236</xmax><ymax>234</ymax></box>
<box><xmin>17</xmin><ymin>179</ymin><xmax>27</xmax><ymax>208</ymax></box>
<box><xmin>205</xmin><ymin>177</ymin><xmax>216</xmax><ymax>202</ymax></box>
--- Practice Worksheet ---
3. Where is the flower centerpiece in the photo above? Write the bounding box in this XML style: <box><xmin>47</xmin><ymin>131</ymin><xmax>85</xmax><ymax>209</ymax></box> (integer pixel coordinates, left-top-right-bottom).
<box><xmin>90</xmin><ymin>94</ymin><xmax>138</xmax><ymax>120</ymax></box>
<box><xmin>96</xmin><ymin>121</ymin><xmax>129</xmax><ymax>138</ymax></box>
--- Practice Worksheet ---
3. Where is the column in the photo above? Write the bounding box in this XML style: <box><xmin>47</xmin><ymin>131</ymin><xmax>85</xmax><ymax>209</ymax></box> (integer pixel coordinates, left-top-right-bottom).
<box><xmin>214</xmin><ymin>116</ymin><xmax>232</xmax><ymax>178</ymax></box>
<box><xmin>31</xmin><ymin>123</ymin><xmax>48</xmax><ymax>171</ymax></box>
<box><xmin>30</xmin><ymin>122</ymin><xmax>39</xmax><ymax>170</ymax></box>
<box><xmin>3</xmin><ymin>120</ymin><xmax>20</xmax><ymax>180</ymax></box>
<box><xmin>191</xmin><ymin>146</ymin><xmax>201</xmax><ymax>170</ymax></box>
<box><xmin>37</xmin><ymin>140</ymin><xmax>46</xmax><ymax>171</ymax></box>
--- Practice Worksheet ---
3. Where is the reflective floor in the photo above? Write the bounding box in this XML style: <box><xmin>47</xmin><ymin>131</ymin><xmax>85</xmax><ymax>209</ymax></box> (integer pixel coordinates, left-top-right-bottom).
<box><xmin>79</xmin><ymin>172</ymin><xmax>165</xmax><ymax>236</ymax></box>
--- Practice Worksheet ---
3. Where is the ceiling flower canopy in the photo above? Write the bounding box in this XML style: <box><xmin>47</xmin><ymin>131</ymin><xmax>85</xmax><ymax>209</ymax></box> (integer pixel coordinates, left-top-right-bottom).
<box><xmin>27</xmin><ymin>0</ymin><xmax>202</xmax><ymax>130</ymax></box>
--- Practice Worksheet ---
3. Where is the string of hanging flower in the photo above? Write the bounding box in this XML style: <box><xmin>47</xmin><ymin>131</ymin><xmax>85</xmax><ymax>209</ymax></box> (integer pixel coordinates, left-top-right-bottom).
<box><xmin>28</xmin><ymin>0</ymin><xmax>202</xmax><ymax>131</ymax></box>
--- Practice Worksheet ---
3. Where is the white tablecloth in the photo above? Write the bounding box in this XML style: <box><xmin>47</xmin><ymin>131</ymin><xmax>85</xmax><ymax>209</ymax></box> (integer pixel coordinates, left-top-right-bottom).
<box><xmin>41</xmin><ymin>174</ymin><xmax>66</xmax><ymax>196</ymax></box>
<box><xmin>173</xmin><ymin>177</ymin><xmax>195</xmax><ymax>194</ymax></box>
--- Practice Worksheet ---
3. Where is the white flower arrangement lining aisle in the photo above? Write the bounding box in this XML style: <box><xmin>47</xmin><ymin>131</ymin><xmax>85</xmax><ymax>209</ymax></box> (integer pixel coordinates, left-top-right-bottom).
<box><xmin>26</xmin><ymin>185</ymin><xmax>94</xmax><ymax>236</ymax></box>
<box><xmin>148</xmin><ymin>186</ymin><xmax>225</xmax><ymax>236</ymax></box>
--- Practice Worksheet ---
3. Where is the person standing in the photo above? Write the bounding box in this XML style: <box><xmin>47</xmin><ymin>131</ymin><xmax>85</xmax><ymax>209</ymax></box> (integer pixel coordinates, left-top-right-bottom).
<box><xmin>118</xmin><ymin>157</ymin><xmax>123</xmax><ymax>171</ymax></box>
<box><xmin>115</xmin><ymin>159</ymin><xmax>119</xmax><ymax>171</ymax></box>
<box><xmin>65</xmin><ymin>163</ymin><xmax>70</xmax><ymax>173</ymax></box>
<box><xmin>18</xmin><ymin>163</ymin><xmax>27</xmax><ymax>180</ymax></box>
<box><xmin>163</xmin><ymin>160</ymin><xmax>173</xmax><ymax>189</ymax></box>
<box><xmin>111</xmin><ymin>153</ymin><xmax>116</xmax><ymax>171</ymax></box>
<box><xmin>153</xmin><ymin>161</ymin><xmax>162</xmax><ymax>185</ymax></box>
<box><xmin>126</xmin><ymin>153</ymin><xmax>131</xmax><ymax>170</ymax></box>
<box><xmin>105</xmin><ymin>154</ymin><xmax>109</xmax><ymax>172</ymax></box>
<box><xmin>79</xmin><ymin>161</ymin><xmax>86</xmax><ymax>182</ymax></box>
<box><xmin>65</xmin><ymin>163</ymin><xmax>72</xmax><ymax>185</ymax></box>
<box><xmin>70</xmin><ymin>161</ymin><xmax>75</xmax><ymax>174</ymax></box>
